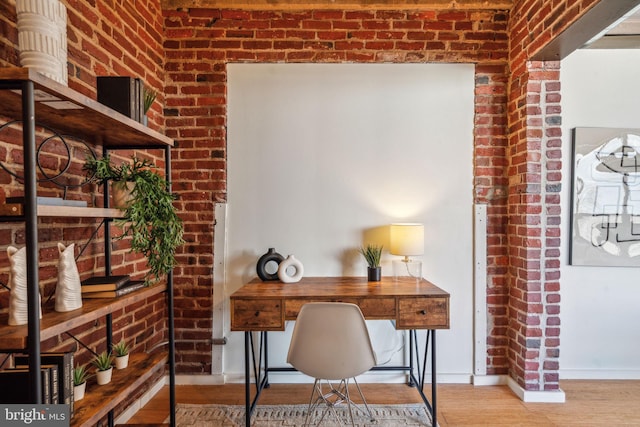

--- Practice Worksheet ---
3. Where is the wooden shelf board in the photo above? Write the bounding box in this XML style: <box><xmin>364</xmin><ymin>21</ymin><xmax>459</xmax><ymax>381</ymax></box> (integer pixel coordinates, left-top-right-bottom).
<box><xmin>0</xmin><ymin>283</ymin><xmax>167</xmax><ymax>351</ymax></box>
<box><xmin>72</xmin><ymin>352</ymin><xmax>168</xmax><ymax>427</ymax></box>
<box><xmin>37</xmin><ymin>205</ymin><xmax>125</xmax><ymax>218</ymax></box>
<box><xmin>0</xmin><ymin>67</ymin><xmax>173</xmax><ymax>148</ymax></box>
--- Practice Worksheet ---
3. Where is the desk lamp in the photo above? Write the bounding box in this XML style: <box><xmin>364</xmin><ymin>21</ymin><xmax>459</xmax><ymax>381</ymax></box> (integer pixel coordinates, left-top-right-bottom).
<box><xmin>390</xmin><ymin>223</ymin><xmax>424</xmax><ymax>279</ymax></box>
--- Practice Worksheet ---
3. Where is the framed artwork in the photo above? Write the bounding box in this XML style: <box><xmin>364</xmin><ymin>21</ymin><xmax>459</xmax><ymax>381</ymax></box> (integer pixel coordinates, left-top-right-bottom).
<box><xmin>570</xmin><ymin>127</ymin><xmax>640</xmax><ymax>266</ymax></box>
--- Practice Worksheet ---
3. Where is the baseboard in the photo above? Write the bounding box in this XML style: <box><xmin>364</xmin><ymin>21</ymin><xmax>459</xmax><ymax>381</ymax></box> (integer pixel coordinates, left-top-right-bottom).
<box><xmin>176</xmin><ymin>374</ymin><xmax>226</xmax><ymax>385</ymax></box>
<box><xmin>560</xmin><ymin>369</ymin><xmax>640</xmax><ymax>380</ymax></box>
<box><xmin>507</xmin><ymin>377</ymin><xmax>566</xmax><ymax>403</ymax></box>
<box><xmin>222</xmin><ymin>372</ymin><xmax>473</xmax><ymax>384</ymax></box>
<box><xmin>115</xmin><ymin>375</ymin><xmax>166</xmax><ymax>424</ymax></box>
<box><xmin>472</xmin><ymin>374</ymin><xmax>507</xmax><ymax>386</ymax></box>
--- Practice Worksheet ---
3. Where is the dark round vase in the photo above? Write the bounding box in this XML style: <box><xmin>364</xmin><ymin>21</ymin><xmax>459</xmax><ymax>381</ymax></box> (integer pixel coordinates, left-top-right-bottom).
<box><xmin>256</xmin><ymin>248</ymin><xmax>284</xmax><ymax>281</ymax></box>
<box><xmin>367</xmin><ymin>266</ymin><xmax>381</xmax><ymax>282</ymax></box>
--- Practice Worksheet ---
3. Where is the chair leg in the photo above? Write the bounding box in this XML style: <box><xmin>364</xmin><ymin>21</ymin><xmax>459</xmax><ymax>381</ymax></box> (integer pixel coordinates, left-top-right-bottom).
<box><xmin>304</xmin><ymin>378</ymin><xmax>375</xmax><ymax>426</ymax></box>
<box><xmin>344</xmin><ymin>378</ymin><xmax>356</xmax><ymax>427</ymax></box>
<box><xmin>303</xmin><ymin>379</ymin><xmax>319</xmax><ymax>426</ymax></box>
<box><xmin>305</xmin><ymin>379</ymin><xmax>346</xmax><ymax>426</ymax></box>
<box><xmin>352</xmin><ymin>377</ymin><xmax>374</xmax><ymax>422</ymax></box>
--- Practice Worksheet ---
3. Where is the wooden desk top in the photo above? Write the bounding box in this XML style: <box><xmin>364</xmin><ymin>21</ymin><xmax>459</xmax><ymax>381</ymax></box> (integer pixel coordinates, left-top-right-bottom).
<box><xmin>231</xmin><ymin>276</ymin><xmax>449</xmax><ymax>298</ymax></box>
<box><xmin>230</xmin><ymin>276</ymin><xmax>450</xmax><ymax>331</ymax></box>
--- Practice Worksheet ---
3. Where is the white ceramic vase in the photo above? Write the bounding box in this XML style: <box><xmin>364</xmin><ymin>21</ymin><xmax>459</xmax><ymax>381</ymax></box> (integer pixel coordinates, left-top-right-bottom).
<box><xmin>73</xmin><ymin>382</ymin><xmax>86</xmax><ymax>401</ymax></box>
<box><xmin>16</xmin><ymin>0</ymin><xmax>68</xmax><ymax>85</ymax></box>
<box><xmin>7</xmin><ymin>246</ymin><xmax>42</xmax><ymax>326</ymax></box>
<box><xmin>55</xmin><ymin>242</ymin><xmax>83</xmax><ymax>312</ymax></box>
<box><xmin>277</xmin><ymin>255</ymin><xmax>304</xmax><ymax>283</ymax></box>
<box><xmin>115</xmin><ymin>354</ymin><xmax>129</xmax><ymax>370</ymax></box>
<box><xmin>96</xmin><ymin>367</ymin><xmax>113</xmax><ymax>385</ymax></box>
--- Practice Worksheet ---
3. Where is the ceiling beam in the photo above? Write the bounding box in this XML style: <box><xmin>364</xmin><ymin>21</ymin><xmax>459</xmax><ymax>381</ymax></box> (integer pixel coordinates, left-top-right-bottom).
<box><xmin>585</xmin><ymin>34</ymin><xmax>640</xmax><ymax>49</ymax></box>
<box><xmin>533</xmin><ymin>0</ymin><xmax>640</xmax><ymax>61</ymax></box>
<box><xmin>161</xmin><ymin>0</ymin><xmax>513</xmax><ymax>11</ymax></box>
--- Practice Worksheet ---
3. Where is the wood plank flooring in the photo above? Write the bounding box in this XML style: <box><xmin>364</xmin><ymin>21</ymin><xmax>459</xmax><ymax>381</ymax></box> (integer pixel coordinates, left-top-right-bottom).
<box><xmin>126</xmin><ymin>380</ymin><xmax>640</xmax><ymax>426</ymax></box>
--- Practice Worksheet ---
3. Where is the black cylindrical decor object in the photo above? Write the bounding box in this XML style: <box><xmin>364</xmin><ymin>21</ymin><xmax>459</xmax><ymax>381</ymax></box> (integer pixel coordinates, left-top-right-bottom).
<box><xmin>367</xmin><ymin>266</ymin><xmax>381</xmax><ymax>282</ymax></box>
<box><xmin>256</xmin><ymin>248</ymin><xmax>284</xmax><ymax>281</ymax></box>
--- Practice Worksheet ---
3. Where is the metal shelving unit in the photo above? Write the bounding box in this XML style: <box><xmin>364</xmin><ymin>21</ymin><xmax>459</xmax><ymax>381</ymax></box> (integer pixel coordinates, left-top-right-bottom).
<box><xmin>0</xmin><ymin>67</ymin><xmax>176</xmax><ymax>427</ymax></box>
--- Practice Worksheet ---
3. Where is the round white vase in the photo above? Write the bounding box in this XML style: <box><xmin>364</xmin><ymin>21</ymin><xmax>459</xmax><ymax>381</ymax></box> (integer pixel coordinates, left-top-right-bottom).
<box><xmin>277</xmin><ymin>255</ymin><xmax>304</xmax><ymax>283</ymax></box>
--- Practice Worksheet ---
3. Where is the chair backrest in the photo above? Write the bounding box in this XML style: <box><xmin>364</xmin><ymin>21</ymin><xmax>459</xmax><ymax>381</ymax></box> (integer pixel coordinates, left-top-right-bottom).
<box><xmin>286</xmin><ymin>302</ymin><xmax>377</xmax><ymax>381</ymax></box>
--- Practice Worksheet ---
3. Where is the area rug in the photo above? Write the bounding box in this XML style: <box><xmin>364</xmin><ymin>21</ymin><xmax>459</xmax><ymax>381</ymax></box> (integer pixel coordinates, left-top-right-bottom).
<box><xmin>169</xmin><ymin>403</ymin><xmax>433</xmax><ymax>426</ymax></box>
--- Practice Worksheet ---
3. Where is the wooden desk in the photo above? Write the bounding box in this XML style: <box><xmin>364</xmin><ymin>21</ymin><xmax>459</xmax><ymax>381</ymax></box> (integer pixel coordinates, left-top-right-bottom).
<box><xmin>230</xmin><ymin>276</ymin><xmax>450</xmax><ymax>426</ymax></box>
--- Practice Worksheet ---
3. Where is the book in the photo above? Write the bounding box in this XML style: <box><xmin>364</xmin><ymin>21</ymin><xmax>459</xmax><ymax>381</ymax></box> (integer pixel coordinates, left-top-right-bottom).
<box><xmin>14</xmin><ymin>352</ymin><xmax>74</xmax><ymax>415</ymax></box>
<box><xmin>97</xmin><ymin>76</ymin><xmax>142</xmax><ymax>121</ymax></box>
<box><xmin>81</xmin><ymin>275</ymin><xmax>131</xmax><ymax>293</ymax></box>
<box><xmin>43</xmin><ymin>364</ymin><xmax>59</xmax><ymax>404</ymax></box>
<box><xmin>82</xmin><ymin>280</ymin><xmax>145</xmax><ymax>298</ymax></box>
<box><xmin>5</xmin><ymin>196</ymin><xmax>88</xmax><ymax>208</ymax></box>
<box><xmin>0</xmin><ymin>367</ymin><xmax>50</xmax><ymax>404</ymax></box>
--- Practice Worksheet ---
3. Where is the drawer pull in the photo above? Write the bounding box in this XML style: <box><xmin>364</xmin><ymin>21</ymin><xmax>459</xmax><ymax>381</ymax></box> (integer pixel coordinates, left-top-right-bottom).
<box><xmin>254</xmin><ymin>311</ymin><xmax>260</xmax><ymax>317</ymax></box>
<box><xmin>419</xmin><ymin>309</ymin><xmax>427</xmax><ymax>315</ymax></box>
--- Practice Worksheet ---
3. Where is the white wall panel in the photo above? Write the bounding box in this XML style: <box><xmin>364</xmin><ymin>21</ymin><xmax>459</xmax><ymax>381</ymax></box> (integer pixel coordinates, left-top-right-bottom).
<box><xmin>561</xmin><ymin>49</ymin><xmax>640</xmax><ymax>378</ymax></box>
<box><xmin>225</xmin><ymin>63</ymin><xmax>475</xmax><ymax>381</ymax></box>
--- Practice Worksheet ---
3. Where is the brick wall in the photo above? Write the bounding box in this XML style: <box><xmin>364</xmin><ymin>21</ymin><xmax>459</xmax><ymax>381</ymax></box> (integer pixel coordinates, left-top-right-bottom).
<box><xmin>163</xmin><ymin>7</ymin><xmax>512</xmax><ymax>373</ymax></box>
<box><xmin>0</xmin><ymin>0</ymin><xmax>167</xmax><ymax>419</ymax></box>
<box><xmin>506</xmin><ymin>0</ymin><xmax>598</xmax><ymax>391</ymax></box>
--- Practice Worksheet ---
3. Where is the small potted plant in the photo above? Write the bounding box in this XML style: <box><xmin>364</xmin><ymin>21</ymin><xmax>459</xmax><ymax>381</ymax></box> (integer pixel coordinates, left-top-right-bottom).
<box><xmin>359</xmin><ymin>244</ymin><xmax>383</xmax><ymax>282</ymax></box>
<box><xmin>112</xmin><ymin>339</ymin><xmax>130</xmax><ymax>369</ymax></box>
<box><xmin>83</xmin><ymin>155</ymin><xmax>184</xmax><ymax>284</ymax></box>
<box><xmin>143</xmin><ymin>87</ymin><xmax>157</xmax><ymax>121</ymax></box>
<box><xmin>92</xmin><ymin>350</ymin><xmax>114</xmax><ymax>385</ymax></box>
<box><xmin>73</xmin><ymin>364</ymin><xmax>89</xmax><ymax>401</ymax></box>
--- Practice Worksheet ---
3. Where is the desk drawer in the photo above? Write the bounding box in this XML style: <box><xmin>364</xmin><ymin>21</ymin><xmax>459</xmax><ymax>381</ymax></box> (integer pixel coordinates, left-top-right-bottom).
<box><xmin>397</xmin><ymin>297</ymin><xmax>449</xmax><ymax>329</ymax></box>
<box><xmin>285</xmin><ymin>298</ymin><xmax>395</xmax><ymax>320</ymax></box>
<box><xmin>231</xmin><ymin>299</ymin><xmax>284</xmax><ymax>331</ymax></box>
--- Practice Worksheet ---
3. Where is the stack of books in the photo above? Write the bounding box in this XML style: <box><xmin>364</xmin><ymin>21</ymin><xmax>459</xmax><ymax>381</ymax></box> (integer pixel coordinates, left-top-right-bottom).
<box><xmin>0</xmin><ymin>352</ymin><xmax>74</xmax><ymax>414</ymax></box>
<box><xmin>81</xmin><ymin>275</ymin><xmax>144</xmax><ymax>298</ymax></box>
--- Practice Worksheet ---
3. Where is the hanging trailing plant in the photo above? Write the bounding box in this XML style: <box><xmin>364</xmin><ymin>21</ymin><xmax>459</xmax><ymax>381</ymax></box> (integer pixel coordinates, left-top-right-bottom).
<box><xmin>84</xmin><ymin>155</ymin><xmax>184</xmax><ymax>284</ymax></box>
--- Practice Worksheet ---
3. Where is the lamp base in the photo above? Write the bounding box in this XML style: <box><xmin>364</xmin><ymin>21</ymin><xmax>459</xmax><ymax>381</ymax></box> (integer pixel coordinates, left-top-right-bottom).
<box><xmin>392</xmin><ymin>259</ymin><xmax>422</xmax><ymax>281</ymax></box>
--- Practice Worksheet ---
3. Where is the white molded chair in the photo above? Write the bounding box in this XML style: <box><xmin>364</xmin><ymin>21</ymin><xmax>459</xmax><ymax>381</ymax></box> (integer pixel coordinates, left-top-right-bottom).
<box><xmin>286</xmin><ymin>302</ymin><xmax>377</xmax><ymax>426</ymax></box>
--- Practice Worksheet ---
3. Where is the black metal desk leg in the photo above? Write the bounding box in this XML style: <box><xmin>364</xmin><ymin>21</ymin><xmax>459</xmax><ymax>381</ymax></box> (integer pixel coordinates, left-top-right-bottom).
<box><xmin>408</xmin><ymin>330</ymin><xmax>415</xmax><ymax>387</ymax></box>
<box><xmin>245</xmin><ymin>331</ymin><xmax>251</xmax><ymax>427</ymax></box>
<box><xmin>432</xmin><ymin>330</ymin><xmax>437</xmax><ymax>427</ymax></box>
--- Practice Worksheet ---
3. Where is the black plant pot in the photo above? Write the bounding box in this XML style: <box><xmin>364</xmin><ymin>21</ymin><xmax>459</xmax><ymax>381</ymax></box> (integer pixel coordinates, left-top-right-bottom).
<box><xmin>367</xmin><ymin>266</ymin><xmax>381</xmax><ymax>282</ymax></box>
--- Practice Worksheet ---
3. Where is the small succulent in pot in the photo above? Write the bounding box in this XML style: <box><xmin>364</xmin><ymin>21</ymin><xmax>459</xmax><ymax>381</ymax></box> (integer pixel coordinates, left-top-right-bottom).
<box><xmin>143</xmin><ymin>87</ymin><xmax>157</xmax><ymax>114</ymax></box>
<box><xmin>359</xmin><ymin>244</ymin><xmax>383</xmax><ymax>281</ymax></box>
<box><xmin>92</xmin><ymin>350</ymin><xmax>114</xmax><ymax>385</ymax></box>
<box><xmin>92</xmin><ymin>350</ymin><xmax>113</xmax><ymax>372</ymax></box>
<box><xmin>112</xmin><ymin>339</ymin><xmax>131</xmax><ymax>369</ymax></box>
<box><xmin>112</xmin><ymin>339</ymin><xmax>130</xmax><ymax>357</ymax></box>
<box><xmin>73</xmin><ymin>364</ymin><xmax>89</xmax><ymax>401</ymax></box>
<box><xmin>73</xmin><ymin>364</ymin><xmax>89</xmax><ymax>387</ymax></box>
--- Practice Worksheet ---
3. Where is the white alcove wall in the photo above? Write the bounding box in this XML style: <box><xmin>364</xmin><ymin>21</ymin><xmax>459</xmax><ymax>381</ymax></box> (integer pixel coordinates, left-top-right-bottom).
<box><xmin>560</xmin><ymin>49</ymin><xmax>640</xmax><ymax>378</ymax></box>
<box><xmin>223</xmin><ymin>63</ymin><xmax>475</xmax><ymax>383</ymax></box>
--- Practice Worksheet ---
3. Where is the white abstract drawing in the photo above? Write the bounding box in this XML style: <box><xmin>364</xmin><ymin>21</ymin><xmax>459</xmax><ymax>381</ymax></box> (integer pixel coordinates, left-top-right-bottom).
<box><xmin>571</xmin><ymin>127</ymin><xmax>640</xmax><ymax>266</ymax></box>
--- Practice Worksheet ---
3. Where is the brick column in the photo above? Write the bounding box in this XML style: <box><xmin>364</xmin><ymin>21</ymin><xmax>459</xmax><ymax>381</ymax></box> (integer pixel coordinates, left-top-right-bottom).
<box><xmin>506</xmin><ymin>61</ymin><xmax>562</xmax><ymax>391</ymax></box>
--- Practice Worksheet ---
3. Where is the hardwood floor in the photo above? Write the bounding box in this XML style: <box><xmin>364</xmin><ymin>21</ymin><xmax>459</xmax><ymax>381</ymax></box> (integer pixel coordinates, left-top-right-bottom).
<box><xmin>125</xmin><ymin>380</ymin><xmax>640</xmax><ymax>426</ymax></box>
